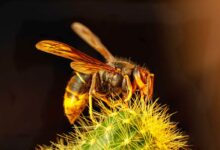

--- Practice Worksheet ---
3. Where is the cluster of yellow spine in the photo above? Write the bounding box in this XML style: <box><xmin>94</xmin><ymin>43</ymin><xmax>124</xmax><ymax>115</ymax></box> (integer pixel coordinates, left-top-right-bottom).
<box><xmin>38</xmin><ymin>96</ymin><xmax>188</xmax><ymax>150</ymax></box>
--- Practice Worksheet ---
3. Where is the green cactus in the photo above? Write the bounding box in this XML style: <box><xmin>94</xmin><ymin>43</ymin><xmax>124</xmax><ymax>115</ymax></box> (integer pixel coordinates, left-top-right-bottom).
<box><xmin>37</xmin><ymin>96</ymin><xmax>188</xmax><ymax>150</ymax></box>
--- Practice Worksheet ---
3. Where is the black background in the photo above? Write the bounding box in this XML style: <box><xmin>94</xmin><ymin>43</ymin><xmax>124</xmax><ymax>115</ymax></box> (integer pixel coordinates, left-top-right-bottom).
<box><xmin>1</xmin><ymin>0</ymin><xmax>220</xmax><ymax>149</ymax></box>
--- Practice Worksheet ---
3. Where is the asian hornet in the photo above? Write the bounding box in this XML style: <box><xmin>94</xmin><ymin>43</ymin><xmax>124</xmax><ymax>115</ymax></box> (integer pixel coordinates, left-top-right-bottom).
<box><xmin>35</xmin><ymin>22</ymin><xmax>154</xmax><ymax>124</ymax></box>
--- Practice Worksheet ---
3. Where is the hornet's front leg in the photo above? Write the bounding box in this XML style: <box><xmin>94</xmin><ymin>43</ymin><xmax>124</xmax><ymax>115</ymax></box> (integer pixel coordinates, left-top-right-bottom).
<box><xmin>133</xmin><ymin>67</ymin><xmax>154</xmax><ymax>101</ymax></box>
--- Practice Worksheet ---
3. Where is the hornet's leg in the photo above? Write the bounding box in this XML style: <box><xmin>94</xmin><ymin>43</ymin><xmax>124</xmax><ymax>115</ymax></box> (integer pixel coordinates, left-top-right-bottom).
<box><xmin>133</xmin><ymin>67</ymin><xmax>154</xmax><ymax>101</ymax></box>
<box><xmin>93</xmin><ymin>92</ymin><xmax>122</xmax><ymax>108</ymax></box>
<box><xmin>88</xmin><ymin>73</ymin><xmax>98</xmax><ymax>123</ymax></box>
<box><xmin>148</xmin><ymin>74</ymin><xmax>154</xmax><ymax>99</ymax></box>
<box><xmin>122</xmin><ymin>75</ymin><xmax>133</xmax><ymax>103</ymax></box>
<box><xmin>91</xmin><ymin>73</ymin><xmax>122</xmax><ymax>108</ymax></box>
<box><xmin>89</xmin><ymin>73</ymin><xmax>122</xmax><ymax>123</ymax></box>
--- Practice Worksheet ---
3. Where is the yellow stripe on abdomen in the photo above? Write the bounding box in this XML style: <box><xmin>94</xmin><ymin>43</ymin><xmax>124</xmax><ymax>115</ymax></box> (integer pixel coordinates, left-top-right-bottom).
<box><xmin>64</xmin><ymin>90</ymin><xmax>89</xmax><ymax>124</ymax></box>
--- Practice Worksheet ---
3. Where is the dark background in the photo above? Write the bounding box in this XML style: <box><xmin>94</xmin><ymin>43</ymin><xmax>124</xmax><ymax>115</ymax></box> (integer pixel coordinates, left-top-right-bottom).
<box><xmin>1</xmin><ymin>0</ymin><xmax>220</xmax><ymax>149</ymax></box>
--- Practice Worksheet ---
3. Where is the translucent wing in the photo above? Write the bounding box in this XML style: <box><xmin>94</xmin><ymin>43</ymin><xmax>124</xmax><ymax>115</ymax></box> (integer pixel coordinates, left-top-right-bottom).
<box><xmin>71</xmin><ymin>22</ymin><xmax>115</xmax><ymax>62</ymax></box>
<box><xmin>70</xmin><ymin>61</ymin><xmax>109</xmax><ymax>74</ymax></box>
<box><xmin>36</xmin><ymin>40</ymin><xmax>116</xmax><ymax>74</ymax></box>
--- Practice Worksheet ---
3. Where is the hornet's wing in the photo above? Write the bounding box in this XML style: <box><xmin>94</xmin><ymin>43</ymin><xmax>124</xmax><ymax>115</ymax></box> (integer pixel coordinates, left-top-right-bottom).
<box><xmin>71</xmin><ymin>22</ymin><xmax>115</xmax><ymax>62</ymax></box>
<box><xmin>36</xmin><ymin>40</ymin><xmax>116</xmax><ymax>74</ymax></box>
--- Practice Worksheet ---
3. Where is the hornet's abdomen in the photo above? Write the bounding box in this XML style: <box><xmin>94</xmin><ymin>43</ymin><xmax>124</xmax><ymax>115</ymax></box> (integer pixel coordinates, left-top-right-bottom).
<box><xmin>64</xmin><ymin>72</ymin><xmax>91</xmax><ymax>124</ymax></box>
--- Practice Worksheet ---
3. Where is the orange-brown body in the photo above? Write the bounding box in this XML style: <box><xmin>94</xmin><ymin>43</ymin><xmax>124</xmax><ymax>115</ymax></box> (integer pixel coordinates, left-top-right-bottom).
<box><xmin>36</xmin><ymin>22</ymin><xmax>154</xmax><ymax>124</ymax></box>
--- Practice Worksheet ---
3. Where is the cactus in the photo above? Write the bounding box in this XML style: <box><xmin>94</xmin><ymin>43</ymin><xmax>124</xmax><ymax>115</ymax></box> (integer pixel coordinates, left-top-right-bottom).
<box><xmin>37</xmin><ymin>96</ymin><xmax>188</xmax><ymax>150</ymax></box>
